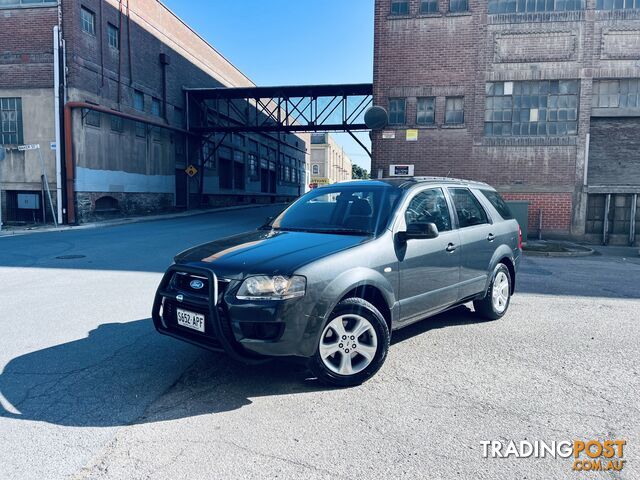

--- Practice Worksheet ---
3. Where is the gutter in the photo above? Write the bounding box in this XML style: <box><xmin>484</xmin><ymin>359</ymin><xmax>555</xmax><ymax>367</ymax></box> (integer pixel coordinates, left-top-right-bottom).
<box><xmin>63</xmin><ymin>101</ymin><xmax>196</xmax><ymax>224</ymax></box>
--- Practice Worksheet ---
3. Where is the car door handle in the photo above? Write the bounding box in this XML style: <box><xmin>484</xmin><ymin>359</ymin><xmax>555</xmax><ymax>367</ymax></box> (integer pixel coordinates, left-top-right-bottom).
<box><xmin>487</xmin><ymin>233</ymin><xmax>496</xmax><ymax>242</ymax></box>
<box><xmin>446</xmin><ymin>243</ymin><xmax>457</xmax><ymax>253</ymax></box>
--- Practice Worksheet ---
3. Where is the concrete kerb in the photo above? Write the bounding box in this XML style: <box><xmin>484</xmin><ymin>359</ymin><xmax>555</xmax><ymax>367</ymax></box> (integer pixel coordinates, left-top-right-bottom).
<box><xmin>0</xmin><ymin>203</ymin><xmax>288</xmax><ymax>238</ymax></box>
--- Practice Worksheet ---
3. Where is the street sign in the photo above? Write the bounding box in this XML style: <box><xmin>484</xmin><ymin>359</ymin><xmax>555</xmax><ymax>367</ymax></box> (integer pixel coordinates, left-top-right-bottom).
<box><xmin>309</xmin><ymin>183</ymin><xmax>318</xmax><ymax>189</ymax></box>
<box><xmin>18</xmin><ymin>144</ymin><xmax>41</xmax><ymax>151</ymax></box>
<box><xmin>185</xmin><ymin>165</ymin><xmax>198</xmax><ymax>177</ymax></box>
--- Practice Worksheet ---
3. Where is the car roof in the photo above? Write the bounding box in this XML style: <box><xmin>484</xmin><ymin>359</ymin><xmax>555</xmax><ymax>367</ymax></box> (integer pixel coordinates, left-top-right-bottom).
<box><xmin>335</xmin><ymin>177</ymin><xmax>493</xmax><ymax>190</ymax></box>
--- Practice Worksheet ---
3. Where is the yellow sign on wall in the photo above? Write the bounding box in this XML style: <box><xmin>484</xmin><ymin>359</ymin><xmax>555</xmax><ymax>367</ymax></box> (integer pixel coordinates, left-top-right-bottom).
<box><xmin>185</xmin><ymin>165</ymin><xmax>198</xmax><ymax>177</ymax></box>
<box><xmin>406</xmin><ymin>129</ymin><xmax>418</xmax><ymax>142</ymax></box>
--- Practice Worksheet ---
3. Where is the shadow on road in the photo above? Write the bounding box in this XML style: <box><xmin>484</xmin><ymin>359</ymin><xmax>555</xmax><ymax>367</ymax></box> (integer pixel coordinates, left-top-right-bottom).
<box><xmin>0</xmin><ymin>307</ymin><xmax>484</xmax><ymax>427</ymax></box>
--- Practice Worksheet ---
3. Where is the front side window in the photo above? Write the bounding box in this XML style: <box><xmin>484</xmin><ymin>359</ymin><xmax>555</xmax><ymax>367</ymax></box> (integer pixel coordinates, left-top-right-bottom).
<box><xmin>489</xmin><ymin>0</ymin><xmax>585</xmax><ymax>13</ymax></box>
<box><xmin>81</xmin><ymin>7</ymin><xmax>95</xmax><ymax>35</ymax></box>
<box><xmin>107</xmin><ymin>23</ymin><xmax>119</xmax><ymax>50</ymax></box>
<box><xmin>388</xmin><ymin>98</ymin><xmax>406</xmax><ymax>125</ymax></box>
<box><xmin>485</xmin><ymin>80</ymin><xmax>579</xmax><ymax>136</ymax></box>
<box><xmin>449</xmin><ymin>188</ymin><xmax>489</xmax><ymax>228</ymax></box>
<box><xmin>391</xmin><ymin>0</ymin><xmax>409</xmax><ymax>15</ymax></box>
<box><xmin>416</xmin><ymin>97</ymin><xmax>436</xmax><ymax>125</ymax></box>
<box><xmin>596</xmin><ymin>0</ymin><xmax>640</xmax><ymax>9</ymax></box>
<box><xmin>420</xmin><ymin>0</ymin><xmax>439</xmax><ymax>13</ymax></box>
<box><xmin>0</xmin><ymin>97</ymin><xmax>23</xmax><ymax>145</ymax></box>
<box><xmin>405</xmin><ymin>188</ymin><xmax>452</xmax><ymax>232</ymax></box>
<box><xmin>449</xmin><ymin>0</ymin><xmax>468</xmax><ymax>12</ymax></box>
<box><xmin>445</xmin><ymin>97</ymin><xmax>464</xmax><ymax>125</ymax></box>
<box><xmin>271</xmin><ymin>186</ymin><xmax>403</xmax><ymax>236</ymax></box>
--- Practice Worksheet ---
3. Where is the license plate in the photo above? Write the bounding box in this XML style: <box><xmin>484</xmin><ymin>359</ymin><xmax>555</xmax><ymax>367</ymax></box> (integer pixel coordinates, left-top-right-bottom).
<box><xmin>176</xmin><ymin>308</ymin><xmax>205</xmax><ymax>333</ymax></box>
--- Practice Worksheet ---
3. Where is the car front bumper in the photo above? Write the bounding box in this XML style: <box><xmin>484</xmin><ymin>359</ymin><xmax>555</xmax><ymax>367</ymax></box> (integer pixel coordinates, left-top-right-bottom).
<box><xmin>152</xmin><ymin>264</ymin><xmax>323</xmax><ymax>362</ymax></box>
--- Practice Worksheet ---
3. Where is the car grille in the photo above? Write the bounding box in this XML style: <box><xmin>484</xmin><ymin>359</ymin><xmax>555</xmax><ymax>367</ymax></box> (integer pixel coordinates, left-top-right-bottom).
<box><xmin>161</xmin><ymin>298</ymin><xmax>224</xmax><ymax>349</ymax></box>
<box><xmin>172</xmin><ymin>272</ymin><xmax>230</xmax><ymax>303</ymax></box>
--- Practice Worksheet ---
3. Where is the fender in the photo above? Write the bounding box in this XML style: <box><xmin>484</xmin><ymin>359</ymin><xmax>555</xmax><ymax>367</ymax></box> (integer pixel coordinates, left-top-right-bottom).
<box><xmin>483</xmin><ymin>244</ymin><xmax>517</xmax><ymax>295</ymax></box>
<box><xmin>310</xmin><ymin>266</ymin><xmax>397</xmax><ymax>328</ymax></box>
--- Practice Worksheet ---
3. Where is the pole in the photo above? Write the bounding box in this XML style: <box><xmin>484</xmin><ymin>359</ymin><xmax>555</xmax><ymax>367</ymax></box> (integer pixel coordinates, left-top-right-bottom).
<box><xmin>0</xmin><ymin>147</ymin><xmax>4</xmax><ymax>232</ymax></box>
<box><xmin>38</xmin><ymin>147</ymin><xmax>58</xmax><ymax>228</ymax></box>
<box><xmin>53</xmin><ymin>26</ymin><xmax>64</xmax><ymax>225</ymax></box>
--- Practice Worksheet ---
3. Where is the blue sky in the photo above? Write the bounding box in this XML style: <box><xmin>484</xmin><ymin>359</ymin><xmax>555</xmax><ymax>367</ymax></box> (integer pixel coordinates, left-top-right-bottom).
<box><xmin>162</xmin><ymin>0</ymin><xmax>374</xmax><ymax>170</ymax></box>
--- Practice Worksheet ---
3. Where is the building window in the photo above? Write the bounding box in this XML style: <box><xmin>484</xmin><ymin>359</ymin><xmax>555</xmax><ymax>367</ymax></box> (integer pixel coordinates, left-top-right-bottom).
<box><xmin>0</xmin><ymin>98</ymin><xmax>23</xmax><ymax>145</ymax></box>
<box><xmin>445</xmin><ymin>97</ymin><xmax>464</xmax><ymax>125</ymax></box>
<box><xmin>488</xmin><ymin>0</ymin><xmax>585</xmax><ymax>13</ymax></box>
<box><xmin>248</xmin><ymin>154</ymin><xmax>258</xmax><ymax>179</ymax></box>
<box><xmin>81</xmin><ymin>7</ymin><xmax>96</xmax><ymax>35</ymax></box>
<box><xmin>107</xmin><ymin>23</ymin><xmax>119</xmax><ymax>50</ymax></box>
<box><xmin>449</xmin><ymin>0</ymin><xmax>468</xmax><ymax>12</ymax></box>
<box><xmin>388</xmin><ymin>98</ymin><xmax>406</xmax><ymax>125</ymax></box>
<box><xmin>484</xmin><ymin>80</ymin><xmax>579</xmax><ymax>136</ymax></box>
<box><xmin>0</xmin><ymin>1</ymin><xmax>57</xmax><ymax>6</ymax></box>
<box><xmin>312</xmin><ymin>164</ymin><xmax>320</xmax><ymax>175</ymax></box>
<box><xmin>593</xmin><ymin>79</ymin><xmax>640</xmax><ymax>111</ymax></box>
<box><xmin>416</xmin><ymin>97</ymin><xmax>436</xmax><ymax>125</ymax></box>
<box><xmin>596</xmin><ymin>0</ymin><xmax>640</xmax><ymax>8</ymax></box>
<box><xmin>151</xmin><ymin>97</ymin><xmax>161</xmax><ymax>117</ymax></box>
<box><xmin>390</xmin><ymin>0</ymin><xmax>409</xmax><ymax>15</ymax></box>
<box><xmin>420</xmin><ymin>0</ymin><xmax>439</xmax><ymax>13</ymax></box>
<box><xmin>133</xmin><ymin>90</ymin><xmax>145</xmax><ymax>137</ymax></box>
<box><xmin>174</xmin><ymin>107</ymin><xmax>184</xmax><ymax>128</ymax></box>
<box><xmin>110</xmin><ymin>115</ymin><xmax>124</xmax><ymax>133</ymax></box>
<box><xmin>84</xmin><ymin>108</ymin><xmax>101</xmax><ymax>127</ymax></box>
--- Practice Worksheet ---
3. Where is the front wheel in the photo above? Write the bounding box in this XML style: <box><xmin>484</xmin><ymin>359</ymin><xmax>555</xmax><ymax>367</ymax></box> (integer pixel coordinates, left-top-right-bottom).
<box><xmin>474</xmin><ymin>263</ymin><xmax>512</xmax><ymax>320</ymax></box>
<box><xmin>308</xmin><ymin>298</ymin><xmax>390</xmax><ymax>387</ymax></box>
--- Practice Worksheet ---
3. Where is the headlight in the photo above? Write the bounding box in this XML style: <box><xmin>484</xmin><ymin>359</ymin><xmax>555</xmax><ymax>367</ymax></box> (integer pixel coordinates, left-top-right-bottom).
<box><xmin>236</xmin><ymin>275</ymin><xmax>306</xmax><ymax>301</ymax></box>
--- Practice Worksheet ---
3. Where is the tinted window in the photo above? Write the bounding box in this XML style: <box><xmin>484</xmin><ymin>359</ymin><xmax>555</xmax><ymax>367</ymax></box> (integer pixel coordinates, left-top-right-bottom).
<box><xmin>480</xmin><ymin>190</ymin><xmax>514</xmax><ymax>220</ymax></box>
<box><xmin>271</xmin><ymin>186</ymin><xmax>402</xmax><ymax>236</ymax></box>
<box><xmin>405</xmin><ymin>188</ymin><xmax>452</xmax><ymax>232</ymax></box>
<box><xmin>449</xmin><ymin>188</ymin><xmax>489</xmax><ymax>228</ymax></box>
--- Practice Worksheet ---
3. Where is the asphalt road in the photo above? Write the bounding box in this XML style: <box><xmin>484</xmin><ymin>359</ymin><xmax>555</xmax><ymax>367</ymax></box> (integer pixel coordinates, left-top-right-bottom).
<box><xmin>0</xmin><ymin>206</ymin><xmax>638</xmax><ymax>480</ymax></box>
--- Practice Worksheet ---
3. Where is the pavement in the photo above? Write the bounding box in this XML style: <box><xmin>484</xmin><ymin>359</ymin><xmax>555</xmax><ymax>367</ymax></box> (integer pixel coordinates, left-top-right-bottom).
<box><xmin>0</xmin><ymin>207</ymin><xmax>638</xmax><ymax>480</ymax></box>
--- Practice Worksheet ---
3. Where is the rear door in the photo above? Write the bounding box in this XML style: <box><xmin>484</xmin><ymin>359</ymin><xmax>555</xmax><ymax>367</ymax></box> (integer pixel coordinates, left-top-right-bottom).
<box><xmin>398</xmin><ymin>187</ymin><xmax>461</xmax><ymax>322</ymax></box>
<box><xmin>447</xmin><ymin>187</ymin><xmax>496</xmax><ymax>299</ymax></box>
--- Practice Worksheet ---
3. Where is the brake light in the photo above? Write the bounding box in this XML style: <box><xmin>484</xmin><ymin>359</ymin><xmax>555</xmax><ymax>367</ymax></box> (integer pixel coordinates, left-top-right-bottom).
<box><xmin>518</xmin><ymin>225</ymin><xmax>523</xmax><ymax>250</ymax></box>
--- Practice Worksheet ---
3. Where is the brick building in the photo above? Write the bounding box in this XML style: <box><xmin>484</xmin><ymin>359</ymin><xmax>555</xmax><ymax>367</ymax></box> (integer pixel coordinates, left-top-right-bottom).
<box><xmin>0</xmin><ymin>0</ymin><xmax>307</xmax><ymax>225</ymax></box>
<box><xmin>372</xmin><ymin>0</ymin><xmax>640</xmax><ymax>244</ymax></box>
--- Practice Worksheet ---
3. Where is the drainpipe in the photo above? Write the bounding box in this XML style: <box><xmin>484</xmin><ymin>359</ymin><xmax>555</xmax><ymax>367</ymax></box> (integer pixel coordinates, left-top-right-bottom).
<box><xmin>603</xmin><ymin>194</ymin><xmax>611</xmax><ymax>246</ymax></box>
<box><xmin>53</xmin><ymin>26</ymin><xmax>63</xmax><ymax>225</ymax></box>
<box><xmin>630</xmin><ymin>194</ymin><xmax>637</xmax><ymax>246</ymax></box>
<box><xmin>63</xmin><ymin>101</ymin><xmax>195</xmax><ymax>224</ymax></box>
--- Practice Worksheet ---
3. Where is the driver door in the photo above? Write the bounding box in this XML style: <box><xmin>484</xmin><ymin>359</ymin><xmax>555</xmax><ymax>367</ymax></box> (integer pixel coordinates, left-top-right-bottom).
<box><xmin>397</xmin><ymin>187</ymin><xmax>461</xmax><ymax>322</ymax></box>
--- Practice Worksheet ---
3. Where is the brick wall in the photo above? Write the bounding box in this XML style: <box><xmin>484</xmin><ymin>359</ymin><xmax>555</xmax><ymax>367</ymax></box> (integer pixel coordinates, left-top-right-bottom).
<box><xmin>0</xmin><ymin>6</ymin><xmax>58</xmax><ymax>89</ymax></box>
<box><xmin>503</xmin><ymin>192</ymin><xmax>573</xmax><ymax>233</ymax></box>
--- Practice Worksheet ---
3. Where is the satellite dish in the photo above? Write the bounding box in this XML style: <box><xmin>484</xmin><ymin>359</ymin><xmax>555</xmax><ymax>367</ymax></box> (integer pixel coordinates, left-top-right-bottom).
<box><xmin>364</xmin><ymin>106</ymin><xmax>389</xmax><ymax>130</ymax></box>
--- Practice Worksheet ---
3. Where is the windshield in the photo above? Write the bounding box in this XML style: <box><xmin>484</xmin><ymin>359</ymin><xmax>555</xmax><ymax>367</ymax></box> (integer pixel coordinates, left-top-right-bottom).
<box><xmin>269</xmin><ymin>185</ymin><xmax>403</xmax><ymax>236</ymax></box>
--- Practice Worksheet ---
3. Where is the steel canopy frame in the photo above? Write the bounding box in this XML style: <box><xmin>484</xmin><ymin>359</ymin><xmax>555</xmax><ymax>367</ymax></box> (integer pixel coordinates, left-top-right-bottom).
<box><xmin>185</xmin><ymin>83</ymin><xmax>373</xmax><ymax>134</ymax></box>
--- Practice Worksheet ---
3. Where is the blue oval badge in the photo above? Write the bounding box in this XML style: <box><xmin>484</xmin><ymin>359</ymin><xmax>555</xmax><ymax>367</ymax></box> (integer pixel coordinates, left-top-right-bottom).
<box><xmin>190</xmin><ymin>279</ymin><xmax>205</xmax><ymax>290</ymax></box>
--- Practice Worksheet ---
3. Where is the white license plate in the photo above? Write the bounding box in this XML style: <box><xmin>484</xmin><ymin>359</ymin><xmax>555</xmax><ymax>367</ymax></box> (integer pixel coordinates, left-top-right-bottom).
<box><xmin>176</xmin><ymin>308</ymin><xmax>205</xmax><ymax>333</ymax></box>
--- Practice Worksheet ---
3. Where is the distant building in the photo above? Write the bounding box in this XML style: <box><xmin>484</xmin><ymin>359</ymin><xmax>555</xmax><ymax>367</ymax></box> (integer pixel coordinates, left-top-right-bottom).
<box><xmin>373</xmin><ymin>0</ymin><xmax>640</xmax><ymax>245</ymax></box>
<box><xmin>0</xmin><ymin>0</ymin><xmax>306</xmax><ymax>225</ymax></box>
<box><xmin>310</xmin><ymin>134</ymin><xmax>353</xmax><ymax>186</ymax></box>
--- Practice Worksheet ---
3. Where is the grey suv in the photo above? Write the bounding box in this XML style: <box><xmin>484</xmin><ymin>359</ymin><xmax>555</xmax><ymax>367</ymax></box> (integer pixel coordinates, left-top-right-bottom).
<box><xmin>153</xmin><ymin>178</ymin><xmax>522</xmax><ymax>386</ymax></box>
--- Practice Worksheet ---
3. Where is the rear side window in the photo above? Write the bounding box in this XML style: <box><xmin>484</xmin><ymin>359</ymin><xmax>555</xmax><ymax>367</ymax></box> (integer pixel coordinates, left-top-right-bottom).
<box><xmin>479</xmin><ymin>190</ymin><xmax>514</xmax><ymax>220</ymax></box>
<box><xmin>448</xmin><ymin>188</ymin><xmax>489</xmax><ymax>228</ymax></box>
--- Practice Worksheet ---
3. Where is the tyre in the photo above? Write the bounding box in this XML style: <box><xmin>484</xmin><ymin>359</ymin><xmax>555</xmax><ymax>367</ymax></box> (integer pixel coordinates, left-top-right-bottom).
<box><xmin>308</xmin><ymin>297</ymin><xmax>390</xmax><ymax>387</ymax></box>
<box><xmin>474</xmin><ymin>263</ymin><xmax>512</xmax><ymax>320</ymax></box>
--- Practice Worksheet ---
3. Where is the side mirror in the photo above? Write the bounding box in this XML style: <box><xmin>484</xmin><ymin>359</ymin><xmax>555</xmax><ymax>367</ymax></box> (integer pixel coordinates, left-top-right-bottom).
<box><xmin>397</xmin><ymin>222</ymin><xmax>439</xmax><ymax>242</ymax></box>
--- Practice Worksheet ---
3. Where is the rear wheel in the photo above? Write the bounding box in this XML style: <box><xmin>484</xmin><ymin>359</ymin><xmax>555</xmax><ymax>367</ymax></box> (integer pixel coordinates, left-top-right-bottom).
<box><xmin>474</xmin><ymin>263</ymin><xmax>512</xmax><ymax>320</ymax></box>
<box><xmin>308</xmin><ymin>298</ymin><xmax>390</xmax><ymax>387</ymax></box>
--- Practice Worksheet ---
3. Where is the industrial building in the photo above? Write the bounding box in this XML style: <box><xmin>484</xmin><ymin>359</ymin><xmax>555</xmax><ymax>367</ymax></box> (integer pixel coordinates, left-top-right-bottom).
<box><xmin>310</xmin><ymin>134</ymin><xmax>354</xmax><ymax>186</ymax></box>
<box><xmin>0</xmin><ymin>0</ymin><xmax>307</xmax><ymax>225</ymax></box>
<box><xmin>373</xmin><ymin>0</ymin><xmax>640</xmax><ymax>245</ymax></box>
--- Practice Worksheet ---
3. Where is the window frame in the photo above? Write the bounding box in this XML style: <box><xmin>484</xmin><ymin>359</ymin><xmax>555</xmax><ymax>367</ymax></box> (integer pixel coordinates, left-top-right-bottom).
<box><xmin>445</xmin><ymin>96</ymin><xmax>465</xmax><ymax>125</ymax></box>
<box><xmin>107</xmin><ymin>23</ymin><xmax>119</xmax><ymax>50</ymax></box>
<box><xmin>449</xmin><ymin>0</ymin><xmax>468</xmax><ymax>13</ymax></box>
<box><xmin>0</xmin><ymin>97</ymin><xmax>23</xmax><ymax>146</ymax></box>
<box><xmin>388</xmin><ymin>97</ymin><xmax>407</xmax><ymax>125</ymax></box>
<box><xmin>390</xmin><ymin>0</ymin><xmax>409</xmax><ymax>15</ymax></box>
<box><xmin>80</xmin><ymin>6</ymin><xmax>96</xmax><ymax>36</ymax></box>
<box><xmin>489</xmin><ymin>0</ymin><xmax>586</xmax><ymax>13</ymax></box>
<box><xmin>416</xmin><ymin>97</ymin><xmax>436</xmax><ymax>125</ymax></box>
<box><xmin>420</xmin><ymin>0</ymin><xmax>439</xmax><ymax>14</ymax></box>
